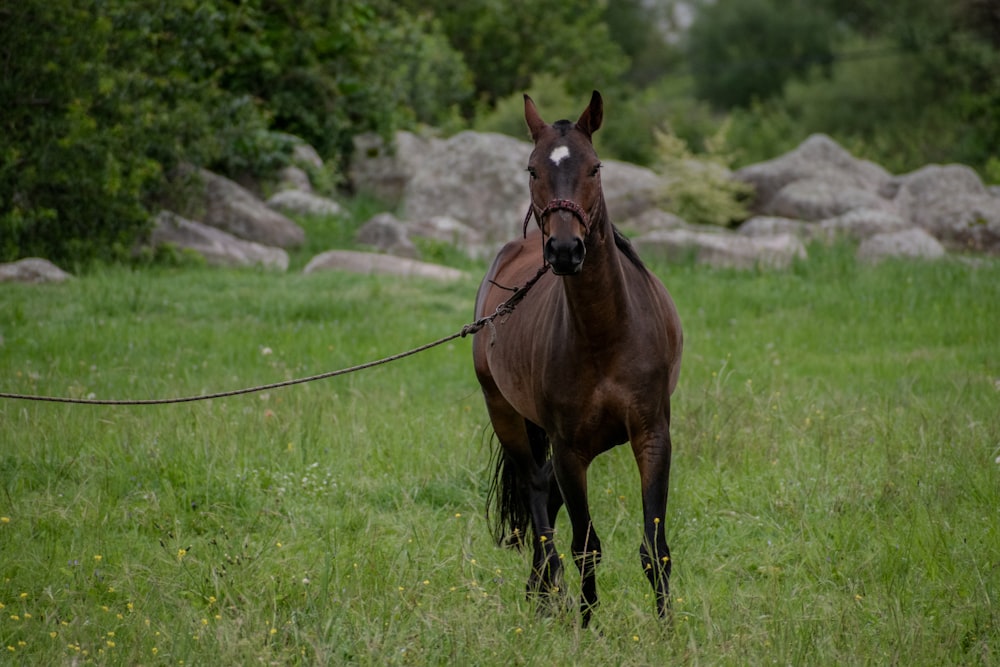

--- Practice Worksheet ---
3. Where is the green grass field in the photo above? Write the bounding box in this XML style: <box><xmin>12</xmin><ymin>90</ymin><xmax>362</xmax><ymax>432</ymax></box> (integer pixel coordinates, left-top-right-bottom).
<box><xmin>1</xmin><ymin>237</ymin><xmax>998</xmax><ymax>665</ymax></box>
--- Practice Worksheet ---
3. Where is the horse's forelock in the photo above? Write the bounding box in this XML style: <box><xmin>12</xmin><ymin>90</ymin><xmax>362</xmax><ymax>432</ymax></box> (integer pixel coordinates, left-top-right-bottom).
<box><xmin>552</xmin><ymin>119</ymin><xmax>575</xmax><ymax>137</ymax></box>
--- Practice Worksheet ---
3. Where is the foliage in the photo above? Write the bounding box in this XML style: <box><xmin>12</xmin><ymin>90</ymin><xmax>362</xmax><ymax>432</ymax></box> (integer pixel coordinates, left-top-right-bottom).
<box><xmin>654</xmin><ymin>121</ymin><xmax>753</xmax><ymax>227</ymax></box>
<box><xmin>1</xmin><ymin>249</ymin><xmax>998</xmax><ymax>663</ymax></box>
<box><xmin>711</xmin><ymin>0</ymin><xmax>1000</xmax><ymax>174</ymax></box>
<box><xmin>0</xmin><ymin>0</ymin><xmax>471</xmax><ymax>265</ymax></box>
<box><xmin>685</xmin><ymin>0</ymin><xmax>837</xmax><ymax>109</ymax></box>
<box><xmin>396</xmin><ymin>0</ymin><xmax>630</xmax><ymax>111</ymax></box>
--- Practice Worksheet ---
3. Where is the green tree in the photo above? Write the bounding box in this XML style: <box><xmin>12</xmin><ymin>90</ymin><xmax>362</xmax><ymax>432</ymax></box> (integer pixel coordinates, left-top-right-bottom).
<box><xmin>0</xmin><ymin>0</ymin><xmax>471</xmax><ymax>264</ymax></box>
<box><xmin>686</xmin><ymin>0</ymin><xmax>836</xmax><ymax>108</ymax></box>
<box><xmin>397</xmin><ymin>0</ymin><xmax>629</xmax><ymax>112</ymax></box>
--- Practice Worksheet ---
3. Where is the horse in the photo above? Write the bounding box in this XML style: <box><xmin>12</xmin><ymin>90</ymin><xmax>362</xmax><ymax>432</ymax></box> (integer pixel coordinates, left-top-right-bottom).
<box><xmin>472</xmin><ymin>91</ymin><xmax>683</xmax><ymax>626</ymax></box>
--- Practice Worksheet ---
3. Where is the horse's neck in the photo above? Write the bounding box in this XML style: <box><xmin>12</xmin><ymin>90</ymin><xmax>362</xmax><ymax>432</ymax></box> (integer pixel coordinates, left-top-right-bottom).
<box><xmin>558</xmin><ymin>213</ymin><xmax>632</xmax><ymax>342</ymax></box>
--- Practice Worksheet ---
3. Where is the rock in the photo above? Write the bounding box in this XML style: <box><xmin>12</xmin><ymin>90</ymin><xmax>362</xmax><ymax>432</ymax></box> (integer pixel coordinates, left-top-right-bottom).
<box><xmin>275</xmin><ymin>165</ymin><xmax>313</xmax><ymax>193</ymax></box>
<box><xmin>267</xmin><ymin>190</ymin><xmax>343</xmax><ymax>217</ymax></box>
<box><xmin>736</xmin><ymin>134</ymin><xmax>891</xmax><ymax>215</ymax></box>
<box><xmin>738</xmin><ymin>216</ymin><xmax>817</xmax><ymax>239</ymax></box>
<box><xmin>290</xmin><ymin>141</ymin><xmax>324</xmax><ymax>171</ymax></box>
<box><xmin>601</xmin><ymin>160</ymin><xmax>665</xmax><ymax>223</ymax></box>
<box><xmin>0</xmin><ymin>257</ymin><xmax>73</xmax><ymax>283</ymax></box>
<box><xmin>765</xmin><ymin>178</ymin><xmax>888</xmax><ymax>221</ymax></box>
<box><xmin>634</xmin><ymin>227</ymin><xmax>807</xmax><ymax>269</ymax></box>
<box><xmin>408</xmin><ymin>215</ymin><xmax>489</xmax><ymax>258</ymax></box>
<box><xmin>620</xmin><ymin>208</ymin><xmax>688</xmax><ymax>235</ymax></box>
<box><xmin>355</xmin><ymin>213</ymin><xmax>419</xmax><ymax>258</ymax></box>
<box><xmin>401</xmin><ymin>130</ymin><xmax>532</xmax><ymax>243</ymax></box>
<box><xmin>352</xmin><ymin>130</ymin><xmax>664</xmax><ymax>245</ymax></box>
<box><xmin>349</xmin><ymin>131</ymin><xmax>431</xmax><ymax>206</ymax></box>
<box><xmin>890</xmin><ymin>164</ymin><xmax>1000</xmax><ymax>252</ymax></box>
<box><xmin>303</xmin><ymin>250</ymin><xmax>465</xmax><ymax>281</ymax></box>
<box><xmin>198</xmin><ymin>169</ymin><xmax>305</xmax><ymax>248</ymax></box>
<box><xmin>818</xmin><ymin>208</ymin><xmax>911</xmax><ymax>240</ymax></box>
<box><xmin>148</xmin><ymin>211</ymin><xmax>289</xmax><ymax>270</ymax></box>
<box><xmin>857</xmin><ymin>228</ymin><xmax>946</xmax><ymax>263</ymax></box>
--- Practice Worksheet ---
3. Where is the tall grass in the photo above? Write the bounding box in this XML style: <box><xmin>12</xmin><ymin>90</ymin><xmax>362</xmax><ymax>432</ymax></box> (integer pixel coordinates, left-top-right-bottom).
<box><xmin>1</xmin><ymin>244</ymin><xmax>998</xmax><ymax>665</ymax></box>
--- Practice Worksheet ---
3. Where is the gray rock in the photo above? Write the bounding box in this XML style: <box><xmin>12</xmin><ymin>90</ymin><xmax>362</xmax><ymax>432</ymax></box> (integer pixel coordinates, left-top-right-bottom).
<box><xmin>621</xmin><ymin>208</ymin><xmax>688</xmax><ymax>235</ymax></box>
<box><xmin>856</xmin><ymin>228</ymin><xmax>946</xmax><ymax>263</ymax></box>
<box><xmin>267</xmin><ymin>190</ymin><xmax>343</xmax><ymax>217</ymax></box>
<box><xmin>275</xmin><ymin>165</ymin><xmax>313</xmax><ymax>193</ymax></box>
<box><xmin>818</xmin><ymin>208</ymin><xmax>911</xmax><ymax>240</ymax></box>
<box><xmin>198</xmin><ymin>169</ymin><xmax>305</xmax><ymax>248</ymax></box>
<box><xmin>401</xmin><ymin>130</ymin><xmax>532</xmax><ymax>243</ymax></box>
<box><xmin>736</xmin><ymin>134</ymin><xmax>891</xmax><ymax>215</ymax></box>
<box><xmin>765</xmin><ymin>178</ymin><xmax>887</xmax><ymax>221</ymax></box>
<box><xmin>891</xmin><ymin>164</ymin><xmax>1000</xmax><ymax>252</ymax></box>
<box><xmin>409</xmin><ymin>215</ymin><xmax>489</xmax><ymax>258</ymax></box>
<box><xmin>356</xmin><ymin>213</ymin><xmax>418</xmax><ymax>258</ymax></box>
<box><xmin>601</xmin><ymin>160</ymin><xmax>665</xmax><ymax>223</ymax></box>
<box><xmin>0</xmin><ymin>257</ymin><xmax>73</xmax><ymax>283</ymax></box>
<box><xmin>738</xmin><ymin>216</ymin><xmax>817</xmax><ymax>239</ymax></box>
<box><xmin>349</xmin><ymin>131</ymin><xmax>431</xmax><ymax>207</ymax></box>
<box><xmin>303</xmin><ymin>250</ymin><xmax>465</xmax><ymax>281</ymax></box>
<box><xmin>634</xmin><ymin>227</ymin><xmax>807</xmax><ymax>269</ymax></box>
<box><xmin>353</xmin><ymin>130</ymin><xmax>664</xmax><ymax>246</ymax></box>
<box><xmin>148</xmin><ymin>211</ymin><xmax>289</xmax><ymax>270</ymax></box>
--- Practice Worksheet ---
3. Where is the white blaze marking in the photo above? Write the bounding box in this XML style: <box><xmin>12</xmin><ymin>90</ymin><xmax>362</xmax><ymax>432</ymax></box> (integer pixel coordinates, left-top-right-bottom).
<box><xmin>549</xmin><ymin>145</ymin><xmax>570</xmax><ymax>165</ymax></box>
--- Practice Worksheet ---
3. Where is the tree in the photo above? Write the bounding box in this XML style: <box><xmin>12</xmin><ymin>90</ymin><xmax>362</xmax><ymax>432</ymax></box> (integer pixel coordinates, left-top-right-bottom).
<box><xmin>686</xmin><ymin>0</ymin><xmax>836</xmax><ymax>108</ymax></box>
<box><xmin>396</xmin><ymin>0</ymin><xmax>629</xmax><ymax>112</ymax></box>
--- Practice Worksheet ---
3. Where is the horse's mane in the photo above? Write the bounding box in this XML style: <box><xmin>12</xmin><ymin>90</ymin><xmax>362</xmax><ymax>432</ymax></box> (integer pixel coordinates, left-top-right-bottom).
<box><xmin>612</xmin><ymin>223</ymin><xmax>647</xmax><ymax>271</ymax></box>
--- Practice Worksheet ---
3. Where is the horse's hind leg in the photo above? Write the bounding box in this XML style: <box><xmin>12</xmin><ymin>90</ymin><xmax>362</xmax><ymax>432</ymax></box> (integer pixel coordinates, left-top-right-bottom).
<box><xmin>551</xmin><ymin>447</ymin><xmax>602</xmax><ymax>627</ymax></box>
<box><xmin>484</xmin><ymin>400</ymin><xmax>563</xmax><ymax>600</ymax></box>
<box><xmin>632</xmin><ymin>427</ymin><xmax>673</xmax><ymax>618</ymax></box>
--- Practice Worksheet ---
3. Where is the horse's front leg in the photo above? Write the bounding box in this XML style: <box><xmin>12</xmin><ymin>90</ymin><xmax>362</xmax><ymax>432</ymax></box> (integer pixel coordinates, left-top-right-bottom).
<box><xmin>552</xmin><ymin>447</ymin><xmax>601</xmax><ymax>627</ymax></box>
<box><xmin>631</xmin><ymin>426</ymin><xmax>673</xmax><ymax>618</ymax></box>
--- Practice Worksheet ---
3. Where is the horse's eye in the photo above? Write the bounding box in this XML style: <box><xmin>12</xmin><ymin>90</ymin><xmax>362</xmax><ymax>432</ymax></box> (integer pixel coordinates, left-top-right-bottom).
<box><xmin>590</xmin><ymin>163</ymin><xmax>602</xmax><ymax>177</ymax></box>
<box><xmin>526</xmin><ymin>167</ymin><xmax>538</xmax><ymax>180</ymax></box>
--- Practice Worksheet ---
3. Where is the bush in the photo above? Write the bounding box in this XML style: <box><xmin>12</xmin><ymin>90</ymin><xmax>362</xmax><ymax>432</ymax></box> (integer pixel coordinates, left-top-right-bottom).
<box><xmin>654</xmin><ymin>120</ymin><xmax>753</xmax><ymax>227</ymax></box>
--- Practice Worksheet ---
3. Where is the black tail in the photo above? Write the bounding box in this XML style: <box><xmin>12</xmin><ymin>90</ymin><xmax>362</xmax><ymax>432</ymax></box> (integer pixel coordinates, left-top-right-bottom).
<box><xmin>486</xmin><ymin>421</ymin><xmax>550</xmax><ymax>549</ymax></box>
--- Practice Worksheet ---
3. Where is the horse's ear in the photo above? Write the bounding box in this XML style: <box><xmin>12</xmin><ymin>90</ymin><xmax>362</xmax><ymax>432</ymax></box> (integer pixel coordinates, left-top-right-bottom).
<box><xmin>576</xmin><ymin>90</ymin><xmax>603</xmax><ymax>139</ymax></box>
<box><xmin>524</xmin><ymin>94</ymin><xmax>547</xmax><ymax>142</ymax></box>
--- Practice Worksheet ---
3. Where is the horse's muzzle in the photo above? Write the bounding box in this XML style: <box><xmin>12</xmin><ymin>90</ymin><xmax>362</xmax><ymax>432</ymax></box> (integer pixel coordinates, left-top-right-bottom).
<box><xmin>544</xmin><ymin>236</ymin><xmax>586</xmax><ymax>275</ymax></box>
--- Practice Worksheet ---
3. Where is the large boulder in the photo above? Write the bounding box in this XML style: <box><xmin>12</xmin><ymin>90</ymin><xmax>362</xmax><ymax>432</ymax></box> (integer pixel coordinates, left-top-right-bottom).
<box><xmin>266</xmin><ymin>190</ymin><xmax>343</xmax><ymax>217</ymax></box>
<box><xmin>351</xmin><ymin>130</ymin><xmax>664</xmax><ymax>246</ymax></box>
<box><xmin>399</xmin><ymin>131</ymin><xmax>532</xmax><ymax>243</ymax></box>
<box><xmin>738</xmin><ymin>215</ymin><xmax>818</xmax><ymax>240</ymax></box>
<box><xmin>857</xmin><ymin>228</ymin><xmax>946</xmax><ymax>263</ymax></box>
<box><xmin>303</xmin><ymin>250</ymin><xmax>465</xmax><ymax>281</ymax></box>
<box><xmin>818</xmin><ymin>208</ymin><xmax>911</xmax><ymax>241</ymax></box>
<box><xmin>198</xmin><ymin>169</ymin><xmax>305</xmax><ymax>248</ymax></box>
<box><xmin>408</xmin><ymin>215</ymin><xmax>489</xmax><ymax>259</ymax></box>
<box><xmin>888</xmin><ymin>164</ymin><xmax>1000</xmax><ymax>252</ymax></box>
<box><xmin>148</xmin><ymin>211</ymin><xmax>289</xmax><ymax>270</ymax></box>
<box><xmin>601</xmin><ymin>160</ymin><xmax>665</xmax><ymax>223</ymax></box>
<box><xmin>0</xmin><ymin>258</ymin><xmax>73</xmax><ymax>283</ymax></box>
<box><xmin>355</xmin><ymin>213</ymin><xmax>419</xmax><ymax>258</ymax></box>
<box><xmin>634</xmin><ymin>227</ymin><xmax>807</xmax><ymax>270</ymax></box>
<box><xmin>765</xmin><ymin>179</ymin><xmax>888</xmax><ymax>221</ymax></box>
<box><xmin>735</xmin><ymin>134</ymin><xmax>892</xmax><ymax>217</ymax></box>
<box><xmin>349</xmin><ymin>131</ymin><xmax>432</xmax><ymax>206</ymax></box>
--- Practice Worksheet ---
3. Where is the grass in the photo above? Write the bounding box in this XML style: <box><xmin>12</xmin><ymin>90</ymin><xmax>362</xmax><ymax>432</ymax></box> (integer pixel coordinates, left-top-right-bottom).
<box><xmin>1</xmin><ymin>233</ymin><xmax>998</xmax><ymax>665</ymax></box>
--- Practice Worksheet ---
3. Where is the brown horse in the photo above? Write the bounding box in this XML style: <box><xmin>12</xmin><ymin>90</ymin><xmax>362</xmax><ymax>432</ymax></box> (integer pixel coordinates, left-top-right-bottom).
<box><xmin>472</xmin><ymin>91</ymin><xmax>683</xmax><ymax>625</ymax></box>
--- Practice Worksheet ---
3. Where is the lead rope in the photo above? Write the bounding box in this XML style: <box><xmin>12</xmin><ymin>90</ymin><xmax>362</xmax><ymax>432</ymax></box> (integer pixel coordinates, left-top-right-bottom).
<box><xmin>0</xmin><ymin>264</ymin><xmax>550</xmax><ymax>406</ymax></box>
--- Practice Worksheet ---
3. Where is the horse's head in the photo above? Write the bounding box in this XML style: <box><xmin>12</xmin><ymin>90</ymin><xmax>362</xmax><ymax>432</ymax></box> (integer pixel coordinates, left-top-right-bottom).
<box><xmin>524</xmin><ymin>91</ymin><xmax>604</xmax><ymax>275</ymax></box>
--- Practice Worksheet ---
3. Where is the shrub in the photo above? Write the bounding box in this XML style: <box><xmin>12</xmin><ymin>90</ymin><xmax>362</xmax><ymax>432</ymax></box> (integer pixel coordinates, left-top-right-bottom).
<box><xmin>654</xmin><ymin>120</ymin><xmax>753</xmax><ymax>227</ymax></box>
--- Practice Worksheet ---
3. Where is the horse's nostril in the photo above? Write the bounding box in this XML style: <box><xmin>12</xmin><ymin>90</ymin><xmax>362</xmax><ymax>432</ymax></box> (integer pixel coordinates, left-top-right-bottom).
<box><xmin>545</xmin><ymin>237</ymin><xmax>586</xmax><ymax>274</ymax></box>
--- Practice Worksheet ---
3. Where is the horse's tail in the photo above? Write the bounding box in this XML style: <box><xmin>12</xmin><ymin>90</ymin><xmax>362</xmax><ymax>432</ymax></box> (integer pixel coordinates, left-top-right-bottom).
<box><xmin>486</xmin><ymin>421</ymin><xmax>550</xmax><ymax>550</ymax></box>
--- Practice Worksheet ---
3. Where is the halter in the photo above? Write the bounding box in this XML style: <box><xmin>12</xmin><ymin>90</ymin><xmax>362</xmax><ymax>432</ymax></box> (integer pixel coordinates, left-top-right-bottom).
<box><xmin>522</xmin><ymin>198</ymin><xmax>591</xmax><ymax>238</ymax></box>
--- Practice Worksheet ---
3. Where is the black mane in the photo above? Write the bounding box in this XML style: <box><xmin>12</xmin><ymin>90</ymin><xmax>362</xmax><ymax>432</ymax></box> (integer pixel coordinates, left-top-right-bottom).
<box><xmin>612</xmin><ymin>223</ymin><xmax>647</xmax><ymax>271</ymax></box>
